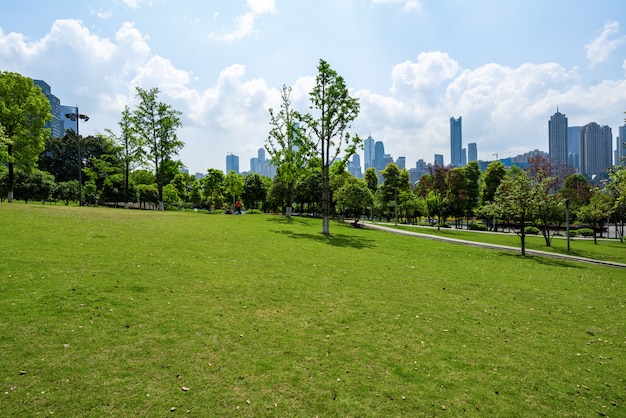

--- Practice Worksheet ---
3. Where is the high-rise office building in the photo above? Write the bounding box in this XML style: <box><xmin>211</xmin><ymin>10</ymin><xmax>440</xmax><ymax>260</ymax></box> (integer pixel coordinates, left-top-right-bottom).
<box><xmin>348</xmin><ymin>153</ymin><xmax>362</xmax><ymax>178</ymax></box>
<box><xmin>461</xmin><ymin>148</ymin><xmax>467</xmax><ymax>166</ymax></box>
<box><xmin>383</xmin><ymin>154</ymin><xmax>393</xmax><ymax>169</ymax></box>
<box><xmin>226</xmin><ymin>153</ymin><xmax>239</xmax><ymax>174</ymax></box>
<box><xmin>434</xmin><ymin>154</ymin><xmax>444</xmax><ymax>166</ymax></box>
<box><xmin>580</xmin><ymin>122</ymin><xmax>612</xmax><ymax>181</ymax></box>
<box><xmin>567</xmin><ymin>126</ymin><xmax>581</xmax><ymax>171</ymax></box>
<box><xmin>549</xmin><ymin>110</ymin><xmax>568</xmax><ymax>168</ymax></box>
<box><xmin>34</xmin><ymin>79</ymin><xmax>64</xmax><ymax>138</ymax></box>
<box><xmin>616</xmin><ymin>125</ymin><xmax>626</xmax><ymax>166</ymax></box>
<box><xmin>468</xmin><ymin>142</ymin><xmax>477</xmax><ymax>162</ymax></box>
<box><xmin>364</xmin><ymin>135</ymin><xmax>375</xmax><ymax>170</ymax></box>
<box><xmin>374</xmin><ymin>141</ymin><xmax>385</xmax><ymax>171</ymax></box>
<box><xmin>450</xmin><ymin>116</ymin><xmax>462</xmax><ymax>167</ymax></box>
<box><xmin>395</xmin><ymin>156</ymin><xmax>406</xmax><ymax>170</ymax></box>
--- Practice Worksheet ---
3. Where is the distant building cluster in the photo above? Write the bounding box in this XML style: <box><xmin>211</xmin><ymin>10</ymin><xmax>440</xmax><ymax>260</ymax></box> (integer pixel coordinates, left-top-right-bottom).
<box><xmin>549</xmin><ymin>109</ymin><xmax>624</xmax><ymax>181</ymax></box>
<box><xmin>222</xmin><ymin>148</ymin><xmax>276</xmax><ymax>178</ymax></box>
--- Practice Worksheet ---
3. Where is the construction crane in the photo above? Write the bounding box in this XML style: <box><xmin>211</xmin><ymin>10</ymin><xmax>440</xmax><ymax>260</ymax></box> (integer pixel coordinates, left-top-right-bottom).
<box><xmin>492</xmin><ymin>151</ymin><xmax>514</xmax><ymax>160</ymax></box>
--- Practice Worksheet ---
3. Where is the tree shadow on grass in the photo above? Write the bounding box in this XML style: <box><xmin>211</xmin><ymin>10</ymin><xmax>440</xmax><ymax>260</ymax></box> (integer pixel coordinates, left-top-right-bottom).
<box><xmin>495</xmin><ymin>251</ymin><xmax>587</xmax><ymax>269</ymax></box>
<box><xmin>270</xmin><ymin>229</ymin><xmax>377</xmax><ymax>249</ymax></box>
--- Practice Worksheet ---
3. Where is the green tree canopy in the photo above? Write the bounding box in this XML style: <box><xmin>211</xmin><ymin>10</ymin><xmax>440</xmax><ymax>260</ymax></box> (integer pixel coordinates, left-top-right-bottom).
<box><xmin>303</xmin><ymin>59</ymin><xmax>361</xmax><ymax>234</ymax></box>
<box><xmin>0</xmin><ymin>72</ymin><xmax>52</xmax><ymax>202</ymax></box>
<box><xmin>132</xmin><ymin>87</ymin><xmax>183</xmax><ymax>210</ymax></box>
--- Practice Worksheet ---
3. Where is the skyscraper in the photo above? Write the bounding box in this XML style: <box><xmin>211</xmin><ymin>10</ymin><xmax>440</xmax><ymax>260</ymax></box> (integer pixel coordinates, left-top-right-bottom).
<box><xmin>450</xmin><ymin>116</ymin><xmax>462</xmax><ymax>167</ymax></box>
<box><xmin>549</xmin><ymin>110</ymin><xmax>568</xmax><ymax>169</ymax></box>
<box><xmin>567</xmin><ymin>126</ymin><xmax>581</xmax><ymax>171</ymax></box>
<box><xmin>468</xmin><ymin>142</ymin><xmax>477</xmax><ymax>162</ymax></box>
<box><xmin>374</xmin><ymin>140</ymin><xmax>385</xmax><ymax>171</ymax></box>
<box><xmin>34</xmin><ymin>79</ymin><xmax>64</xmax><ymax>138</ymax></box>
<box><xmin>226</xmin><ymin>153</ymin><xmax>239</xmax><ymax>174</ymax></box>
<box><xmin>395</xmin><ymin>156</ymin><xmax>406</xmax><ymax>170</ymax></box>
<box><xmin>363</xmin><ymin>135</ymin><xmax>375</xmax><ymax>170</ymax></box>
<box><xmin>434</xmin><ymin>154</ymin><xmax>444</xmax><ymax>166</ymax></box>
<box><xmin>616</xmin><ymin>125</ymin><xmax>626</xmax><ymax>166</ymax></box>
<box><xmin>580</xmin><ymin>122</ymin><xmax>612</xmax><ymax>181</ymax></box>
<box><xmin>348</xmin><ymin>153</ymin><xmax>362</xmax><ymax>178</ymax></box>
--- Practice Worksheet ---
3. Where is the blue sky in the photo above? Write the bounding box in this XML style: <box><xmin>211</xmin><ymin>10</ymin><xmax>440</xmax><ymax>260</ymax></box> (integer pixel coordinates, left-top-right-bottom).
<box><xmin>1</xmin><ymin>0</ymin><xmax>625</xmax><ymax>174</ymax></box>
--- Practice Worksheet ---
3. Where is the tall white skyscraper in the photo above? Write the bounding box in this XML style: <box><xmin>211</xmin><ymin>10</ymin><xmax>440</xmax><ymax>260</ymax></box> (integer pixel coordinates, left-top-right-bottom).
<box><xmin>580</xmin><ymin>122</ymin><xmax>612</xmax><ymax>181</ymax></box>
<box><xmin>450</xmin><ymin>116</ymin><xmax>462</xmax><ymax>167</ymax></box>
<box><xmin>364</xmin><ymin>135</ymin><xmax>375</xmax><ymax>170</ymax></box>
<box><xmin>549</xmin><ymin>110</ymin><xmax>568</xmax><ymax>168</ymax></box>
<box><xmin>468</xmin><ymin>143</ymin><xmax>477</xmax><ymax>162</ymax></box>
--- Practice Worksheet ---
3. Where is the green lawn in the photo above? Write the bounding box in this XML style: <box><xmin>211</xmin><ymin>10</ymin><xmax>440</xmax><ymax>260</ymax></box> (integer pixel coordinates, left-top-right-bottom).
<box><xmin>389</xmin><ymin>222</ymin><xmax>626</xmax><ymax>265</ymax></box>
<box><xmin>0</xmin><ymin>204</ymin><xmax>624</xmax><ymax>417</ymax></box>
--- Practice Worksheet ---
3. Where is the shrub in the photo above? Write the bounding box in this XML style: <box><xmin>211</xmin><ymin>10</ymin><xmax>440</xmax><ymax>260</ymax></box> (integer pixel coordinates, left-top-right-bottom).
<box><xmin>468</xmin><ymin>221</ymin><xmax>488</xmax><ymax>231</ymax></box>
<box><xmin>576</xmin><ymin>228</ymin><xmax>595</xmax><ymax>237</ymax></box>
<box><xmin>524</xmin><ymin>226</ymin><xmax>540</xmax><ymax>235</ymax></box>
<box><xmin>567</xmin><ymin>230</ymin><xmax>578</xmax><ymax>237</ymax></box>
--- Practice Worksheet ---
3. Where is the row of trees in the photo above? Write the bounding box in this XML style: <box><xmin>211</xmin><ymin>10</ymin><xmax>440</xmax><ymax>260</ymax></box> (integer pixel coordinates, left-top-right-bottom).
<box><xmin>2</xmin><ymin>68</ymin><xmax>625</xmax><ymax>245</ymax></box>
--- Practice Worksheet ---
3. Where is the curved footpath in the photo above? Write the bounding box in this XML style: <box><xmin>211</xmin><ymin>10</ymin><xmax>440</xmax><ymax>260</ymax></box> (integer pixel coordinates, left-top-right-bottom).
<box><xmin>356</xmin><ymin>221</ymin><xmax>626</xmax><ymax>269</ymax></box>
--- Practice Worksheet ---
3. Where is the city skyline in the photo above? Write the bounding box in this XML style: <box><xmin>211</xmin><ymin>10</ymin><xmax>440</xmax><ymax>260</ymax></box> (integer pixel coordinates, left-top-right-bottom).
<box><xmin>2</xmin><ymin>1</ymin><xmax>625</xmax><ymax>173</ymax></box>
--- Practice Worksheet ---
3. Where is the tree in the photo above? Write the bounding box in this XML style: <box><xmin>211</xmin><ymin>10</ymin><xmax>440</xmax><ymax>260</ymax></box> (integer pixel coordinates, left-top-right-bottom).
<box><xmin>532</xmin><ymin>175</ymin><xmax>563</xmax><ymax>247</ymax></box>
<box><xmin>266</xmin><ymin>85</ymin><xmax>313</xmax><ymax>218</ymax></box>
<box><xmin>364</xmin><ymin>167</ymin><xmax>378</xmax><ymax>219</ymax></box>
<box><xmin>303</xmin><ymin>59</ymin><xmax>361</xmax><ymax>234</ymax></box>
<box><xmin>223</xmin><ymin>170</ymin><xmax>244</xmax><ymax>210</ymax></box>
<box><xmin>201</xmin><ymin>168</ymin><xmax>225</xmax><ymax>211</ymax></box>
<box><xmin>107</xmin><ymin>105</ymin><xmax>144</xmax><ymax>209</ymax></box>
<box><xmin>53</xmin><ymin>180</ymin><xmax>80</xmax><ymax>205</ymax></box>
<box><xmin>494</xmin><ymin>167</ymin><xmax>535</xmax><ymax>256</ymax></box>
<box><xmin>577</xmin><ymin>190</ymin><xmax>613</xmax><ymax>244</ymax></box>
<box><xmin>606</xmin><ymin>166</ymin><xmax>626</xmax><ymax>242</ymax></box>
<box><xmin>13</xmin><ymin>169</ymin><xmax>55</xmax><ymax>203</ymax></box>
<box><xmin>482</xmin><ymin>161</ymin><xmax>506</xmax><ymax>204</ymax></box>
<box><xmin>447</xmin><ymin>167</ymin><xmax>468</xmax><ymax>228</ymax></box>
<box><xmin>378</xmin><ymin>163</ymin><xmax>410</xmax><ymax>223</ymax></box>
<box><xmin>559</xmin><ymin>173</ymin><xmax>593</xmax><ymax>214</ymax></box>
<box><xmin>333</xmin><ymin>177</ymin><xmax>373</xmax><ymax>226</ymax></box>
<box><xmin>0</xmin><ymin>72</ymin><xmax>52</xmax><ymax>202</ymax></box>
<box><xmin>243</xmin><ymin>173</ymin><xmax>267</xmax><ymax>210</ymax></box>
<box><xmin>132</xmin><ymin>87</ymin><xmax>183</xmax><ymax>211</ymax></box>
<box><xmin>481</xmin><ymin>160</ymin><xmax>506</xmax><ymax>231</ymax></box>
<box><xmin>0</xmin><ymin>124</ymin><xmax>8</xmax><ymax>163</ymax></box>
<box><xmin>429</xmin><ymin>165</ymin><xmax>450</xmax><ymax>230</ymax></box>
<box><xmin>464</xmin><ymin>161</ymin><xmax>481</xmax><ymax>219</ymax></box>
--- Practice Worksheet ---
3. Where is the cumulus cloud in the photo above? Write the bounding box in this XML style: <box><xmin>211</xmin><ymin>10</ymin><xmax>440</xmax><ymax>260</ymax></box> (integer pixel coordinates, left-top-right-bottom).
<box><xmin>585</xmin><ymin>21</ymin><xmax>626</xmax><ymax>68</ymax></box>
<box><xmin>371</xmin><ymin>0</ymin><xmax>421</xmax><ymax>12</ymax></box>
<box><xmin>209</xmin><ymin>0</ymin><xmax>276</xmax><ymax>42</ymax></box>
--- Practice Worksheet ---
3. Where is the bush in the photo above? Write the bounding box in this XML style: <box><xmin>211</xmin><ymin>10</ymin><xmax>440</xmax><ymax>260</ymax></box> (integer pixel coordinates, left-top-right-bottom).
<box><xmin>524</xmin><ymin>226</ymin><xmax>540</xmax><ymax>235</ymax></box>
<box><xmin>576</xmin><ymin>228</ymin><xmax>595</xmax><ymax>237</ymax></box>
<box><xmin>567</xmin><ymin>230</ymin><xmax>578</xmax><ymax>237</ymax></box>
<box><xmin>468</xmin><ymin>221</ymin><xmax>488</xmax><ymax>231</ymax></box>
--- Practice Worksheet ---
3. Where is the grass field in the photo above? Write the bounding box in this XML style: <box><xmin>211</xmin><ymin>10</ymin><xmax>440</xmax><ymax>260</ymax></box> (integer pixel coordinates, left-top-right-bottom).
<box><xmin>0</xmin><ymin>204</ymin><xmax>624</xmax><ymax>417</ymax></box>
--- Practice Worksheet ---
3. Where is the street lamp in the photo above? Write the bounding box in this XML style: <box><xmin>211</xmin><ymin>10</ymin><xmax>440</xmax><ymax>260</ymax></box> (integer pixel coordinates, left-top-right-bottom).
<box><xmin>64</xmin><ymin>109</ymin><xmax>89</xmax><ymax>206</ymax></box>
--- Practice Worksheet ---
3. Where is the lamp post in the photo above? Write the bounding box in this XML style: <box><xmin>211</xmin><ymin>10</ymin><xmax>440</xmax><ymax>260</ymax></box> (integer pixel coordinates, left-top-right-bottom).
<box><xmin>565</xmin><ymin>198</ymin><xmax>570</xmax><ymax>253</ymax></box>
<box><xmin>64</xmin><ymin>109</ymin><xmax>89</xmax><ymax>206</ymax></box>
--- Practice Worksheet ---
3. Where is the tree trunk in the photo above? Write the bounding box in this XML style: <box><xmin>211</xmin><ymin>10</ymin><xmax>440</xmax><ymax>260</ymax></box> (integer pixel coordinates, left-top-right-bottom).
<box><xmin>321</xmin><ymin>165</ymin><xmax>330</xmax><ymax>234</ymax></box>
<box><xmin>7</xmin><ymin>145</ymin><xmax>14</xmax><ymax>203</ymax></box>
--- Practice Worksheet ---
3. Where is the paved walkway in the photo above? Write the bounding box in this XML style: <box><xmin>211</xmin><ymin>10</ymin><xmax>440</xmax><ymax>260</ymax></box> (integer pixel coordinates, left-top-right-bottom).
<box><xmin>358</xmin><ymin>221</ymin><xmax>626</xmax><ymax>269</ymax></box>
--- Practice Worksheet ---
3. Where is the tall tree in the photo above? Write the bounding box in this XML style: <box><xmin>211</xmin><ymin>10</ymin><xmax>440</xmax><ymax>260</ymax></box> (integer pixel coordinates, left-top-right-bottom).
<box><xmin>494</xmin><ymin>167</ymin><xmax>536</xmax><ymax>256</ymax></box>
<box><xmin>577</xmin><ymin>190</ymin><xmax>613</xmax><ymax>244</ymax></box>
<box><xmin>132</xmin><ymin>87</ymin><xmax>183</xmax><ymax>211</ymax></box>
<box><xmin>201</xmin><ymin>168</ymin><xmax>225</xmax><ymax>211</ymax></box>
<box><xmin>0</xmin><ymin>72</ymin><xmax>52</xmax><ymax>202</ymax></box>
<box><xmin>243</xmin><ymin>172</ymin><xmax>267</xmax><ymax>210</ymax></box>
<box><xmin>364</xmin><ymin>167</ymin><xmax>378</xmax><ymax>219</ymax></box>
<box><xmin>447</xmin><ymin>167</ymin><xmax>468</xmax><ymax>228</ymax></box>
<box><xmin>266</xmin><ymin>85</ymin><xmax>313</xmax><ymax>218</ymax></box>
<box><xmin>303</xmin><ymin>59</ymin><xmax>361</xmax><ymax>234</ymax></box>
<box><xmin>333</xmin><ymin>176</ymin><xmax>373</xmax><ymax>226</ymax></box>
<box><xmin>107</xmin><ymin>105</ymin><xmax>144</xmax><ymax>208</ymax></box>
<box><xmin>379</xmin><ymin>163</ymin><xmax>410</xmax><ymax>223</ymax></box>
<box><xmin>223</xmin><ymin>170</ymin><xmax>244</xmax><ymax>209</ymax></box>
<box><xmin>606</xmin><ymin>166</ymin><xmax>626</xmax><ymax>242</ymax></box>
<box><xmin>464</xmin><ymin>161</ymin><xmax>481</xmax><ymax>219</ymax></box>
<box><xmin>482</xmin><ymin>160</ymin><xmax>506</xmax><ymax>204</ymax></box>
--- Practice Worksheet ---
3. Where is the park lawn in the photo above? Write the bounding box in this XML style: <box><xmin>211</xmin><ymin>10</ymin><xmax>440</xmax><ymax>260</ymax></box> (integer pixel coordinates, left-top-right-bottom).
<box><xmin>390</xmin><ymin>222</ymin><xmax>626</xmax><ymax>265</ymax></box>
<box><xmin>0</xmin><ymin>203</ymin><xmax>624</xmax><ymax>417</ymax></box>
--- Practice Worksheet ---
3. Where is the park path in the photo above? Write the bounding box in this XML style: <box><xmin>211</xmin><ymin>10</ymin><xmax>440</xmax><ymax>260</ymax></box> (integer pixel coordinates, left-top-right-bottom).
<box><xmin>358</xmin><ymin>221</ymin><xmax>626</xmax><ymax>269</ymax></box>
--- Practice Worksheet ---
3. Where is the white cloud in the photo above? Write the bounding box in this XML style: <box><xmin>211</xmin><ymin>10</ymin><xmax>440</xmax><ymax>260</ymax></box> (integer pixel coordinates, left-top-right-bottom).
<box><xmin>372</xmin><ymin>0</ymin><xmax>420</xmax><ymax>12</ymax></box>
<box><xmin>585</xmin><ymin>21</ymin><xmax>626</xmax><ymax>68</ymax></box>
<box><xmin>209</xmin><ymin>0</ymin><xmax>276</xmax><ymax>42</ymax></box>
